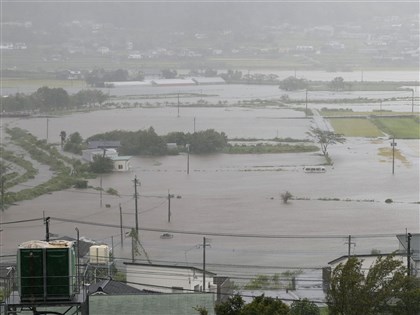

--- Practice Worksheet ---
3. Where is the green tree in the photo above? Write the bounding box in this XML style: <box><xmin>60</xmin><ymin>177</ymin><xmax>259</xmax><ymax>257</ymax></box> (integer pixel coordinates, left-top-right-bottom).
<box><xmin>72</xmin><ymin>89</ymin><xmax>108</xmax><ymax>108</ymax></box>
<box><xmin>391</xmin><ymin>276</ymin><xmax>420</xmax><ymax>315</ymax></box>
<box><xmin>190</xmin><ymin>129</ymin><xmax>228</xmax><ymax>154</ymax></box>
<box><xmin>2</xmin><ymin>93</ymin><xmax>32</xmax><ymax>112</ymax></box>
<box><xmin>290</xmin><ymin>298</ymin><xmax>320</xmax><ymax>315</ymax></box>
<box><xmin>32</xmin><ymin>86</ymin><xmax>70</xmax><ymax>111</ymax></box>
<box><xmin>161</xmin><ymin>69</ymin><xmax>178</xmax><ymax>79</ymax></box>
<box><xmin>241</xmin><ymin>295</ymin><xmax>289</xmax><ymax>315</ymax></box>
<box><xmin>193</xmin><ymin>306</ymin><xmax>208</xmax><ymax>315</ymax></box>
<box><xmin>63</xmin><ymin>132</ymin><xmax>85</xmax><ymax>154</ymax></box>
<box><xmin>280</xmin><ymin>191</ymin><xmax>293</xmax><ymax>204</ymax></box>
<box><xmin>278</xmin><ymin>76</ymin><xmax>308</xmax><ymax>91</ymax></box>
<box><xmin>329</xmin><ymin>77</ymin><xmax>345</xmax><ymax>91</ymax></box>
<box><xmin>90</xmin><ymin>155</ymin><xmax>114</xmax><ymax>173</ymax></box>
<box><xmin>215</xmin><ymin>294</ymin><xmax>245</xmax><ymax>315</ymax></box>
<box><xmin>327</xmin><ymin>255</ymin><xmax>413</xmax><ymax>315</ymax></box>
<box><xmin>306</xmin><ymin>127</ymin><xmax>346</xmax><ymax>157</ymax></box>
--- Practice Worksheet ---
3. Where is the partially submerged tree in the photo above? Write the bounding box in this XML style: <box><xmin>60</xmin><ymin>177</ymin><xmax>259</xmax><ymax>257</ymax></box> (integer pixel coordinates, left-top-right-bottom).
<box><xmin>281</xmin><ymin>191</ymin><xmax>293</xmax><ymax>204</ymax></box>
<box><xmin>278</xmin><ymin>76</ymin><xmax>308</xmax><ymax>91</ymax></box>
<box><xmin>306</xmin><ymin>126</ymin><xmax>346</xmax><ymax>157</ymax></box>
<box><xmin>90</xmin><ymin>155</ymin><xmax>114</xmax><ymax>173</ymax></box>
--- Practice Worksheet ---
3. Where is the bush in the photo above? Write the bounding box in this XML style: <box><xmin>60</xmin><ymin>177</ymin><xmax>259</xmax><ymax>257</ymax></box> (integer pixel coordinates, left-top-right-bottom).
<box><xmin>281</xmin><ymin>191</ymin><xmax>293</xmax><ymax>204</ymax></box>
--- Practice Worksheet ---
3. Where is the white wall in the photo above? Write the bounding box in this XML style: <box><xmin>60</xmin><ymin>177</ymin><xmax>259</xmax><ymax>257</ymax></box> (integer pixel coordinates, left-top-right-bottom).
<box><xmin>125</xmin><ymin>264</ymin><xmax>215</xmax><ymax>293</ymax></box>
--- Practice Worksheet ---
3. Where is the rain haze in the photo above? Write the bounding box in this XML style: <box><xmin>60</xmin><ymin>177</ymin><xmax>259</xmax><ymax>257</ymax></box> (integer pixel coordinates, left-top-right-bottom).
<box><xmin>0</xmin><ymin>0</ymin><xmax>419</xmax><ymax>309</ymax></box>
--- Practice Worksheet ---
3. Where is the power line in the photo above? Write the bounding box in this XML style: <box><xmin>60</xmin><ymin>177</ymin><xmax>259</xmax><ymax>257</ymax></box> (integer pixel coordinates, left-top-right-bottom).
<box><xmin>48</xmin><ymin>216</ymin><xmax>398</xmax><ymax>240</ymax></box>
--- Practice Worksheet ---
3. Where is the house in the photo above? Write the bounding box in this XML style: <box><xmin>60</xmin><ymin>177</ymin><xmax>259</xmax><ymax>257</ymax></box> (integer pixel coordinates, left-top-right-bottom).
<box><xmin>82</xmin><ymin>148</ymin><xmax>118</xmax><ymax>162</ymax></box>
<box><xmin>82</xmin><ymin>148</ymin><xmax>131</xmax><ymax>172</ymax></box>
<box><xmin>112</xmin><ymin>156</ymin><xmax>131</xmax><ymax>172</ymax></box>
<box><xmin>124</xmin><ymin>262</ymin><xmax>217</xmax><ymax>294</ymax></box>
<box><xmin>87</xmin><ymin>140</ymin><xmax>121</xmax><ymax>150</ymax></box>
<box><xmin>192</xmin><ymin>77</ymin><xmax>226</xmax><ymax>85</ymax></box>
<box><xmin>123</xmin><ymin>262</ymin><xmax>232</xmax><ymax>302</ymax></box>
<box><xmin>151</xmin><ymin>79</ymin><xmax>196</xmax><ymax>87</ymax></box>
<box><xmin>88</xmin><ymin>279</ymin><xmax>144</xmax><ymax>295</ymax></box>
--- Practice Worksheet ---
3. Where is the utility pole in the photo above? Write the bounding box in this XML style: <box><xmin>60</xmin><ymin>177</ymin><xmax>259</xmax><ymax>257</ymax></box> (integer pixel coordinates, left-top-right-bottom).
<box><xmin>345</xmin><ymin>235</ymin><xmax>355</xmax><ymax>257</ymax></box>
<box><xmin>100</xmin><ymin>175</ymin><xmax>103</xmax><ymax>208</ymax></box>
<box><xmin>45</xmin><ymin>216</ymin><xmax>51</xmax><ymax>242</ymax></box>
<box><xmin>407</xmin><ymin>233</ymin><xmax>412</xmax><ymax>276</ymax></box>
<box><xmin>305</xmin><ymin>89</ymin><xmax>308</xmax><ymax>117</ymax></box>
<box><xmin>1</xmin><ymin>177</ymin><xmax>4</xmax><ymax>212</ymax></box>
<box><xmin>203</xmin><ymin>237</ymin><xmax>206</xmax><ymax>292</ymax></box>
<box><xmin>119</xmin><ymin>203</ymin><xmax>123</xmax><ymax>248</ymax></box>
<box><xmin>186</xmin><ymin>144</ymin><xmax>190</xmax><ymax>175</ymax></box>
<box><xmin>46</xmin><ymin>118</ymin><xmax>49</xmax><ymax>142</ymax></box>
<box><xmin>411</xmin><ymin>89</ymin><xmax>414</xmax><ymax>113</ymax></box>
<box><xmin>167</xmin><ymin>190</ymin><xmax>171</xmax><ymax>223</ymax></box>
<box><xmin>177</xmin><ymin>93</ymin><xmax>180</xmax><ymax>117</ymax></box>
<box><xmin>75</xmin><ymin>227</ymin><xmax>80</xmax><ymax>292</ymax></box>
<box><xmin>134</xmin><ymin>176</ymin><xmax>139</xmax><ymax>234</ymax></box>
<box><xmin>193</xmin><ymin>117</ymin><xmax>196</xmax><ymax>133</ymax></box>
<box><xmin>391</xmin><ymin>138</ymin><xmax>397</xmax><ymax>175</ymax></box>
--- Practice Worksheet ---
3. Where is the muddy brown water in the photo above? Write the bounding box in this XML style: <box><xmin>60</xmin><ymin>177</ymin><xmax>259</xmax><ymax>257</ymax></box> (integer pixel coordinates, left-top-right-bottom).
<box><xmin>1</xmin><ymin>105</ymin><xmax>418</xmax><ymax>281</ymax></box>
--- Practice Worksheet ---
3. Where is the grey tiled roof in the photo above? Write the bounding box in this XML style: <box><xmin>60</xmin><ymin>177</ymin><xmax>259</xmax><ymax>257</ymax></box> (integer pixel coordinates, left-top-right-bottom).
<box><xmin>89</xmin><ymin>279</ymin><xmax>145</xmax><ymax>295</ymax></box>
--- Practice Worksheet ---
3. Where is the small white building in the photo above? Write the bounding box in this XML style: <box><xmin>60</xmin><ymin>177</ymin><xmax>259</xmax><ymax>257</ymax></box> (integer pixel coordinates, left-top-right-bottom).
<box><xmin>124</xmin><ymin>262</ymin><xmax>217</xmax><ymax>293</ymax></box>
<box><xmin>82</xmin><ymin>149</ymin><xmax>131</xmax><ymax>172</ymax></box>
<box><xmin>112</xmin><ymin>156</ymin><xmax>131</xmax><ymax>172</ymax></box>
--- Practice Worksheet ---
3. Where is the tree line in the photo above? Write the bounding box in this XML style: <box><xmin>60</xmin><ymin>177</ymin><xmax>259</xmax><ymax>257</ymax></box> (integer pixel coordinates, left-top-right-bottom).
<box><xmin>61</xmin><ymin>128</ymin><xmax>227</xmax><ymax>173</ymax></box>
<box><xmin>85</xmin><ymin>127</ymin><xmax>228</xmax><ymax>155</ymax></box>
<box><xmin>2</xmin><ymin>87</ymin><xmax>108</xmax><ymax>113</ymax></box>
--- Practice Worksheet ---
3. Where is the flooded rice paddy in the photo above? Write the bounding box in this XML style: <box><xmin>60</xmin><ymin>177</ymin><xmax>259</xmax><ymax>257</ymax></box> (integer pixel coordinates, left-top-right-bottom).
<box><xmin>1</xmin><ymin>83</ymin><xmax>419</xmax><ymax>280</ymax></box>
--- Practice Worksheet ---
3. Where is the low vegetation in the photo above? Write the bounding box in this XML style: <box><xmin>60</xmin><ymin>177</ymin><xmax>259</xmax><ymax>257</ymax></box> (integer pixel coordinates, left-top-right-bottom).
<box><xmin>372</xmin><ymin>116</ymin><xmax>420</xmax><ymax>139</ymax></box>
<box><xmin>329</xmin><ymin>118</ymin><xmax>384</xmax><ymax>137</ymax></box>
<box><xmin>224</xmin><ymin>143</ymin><xmax>318</xmax><ymax>154</ymax></box>
<box><xmin>1</xmin><ymin>128</ymin><xmax>93</xmax><ymax>208</ymax></box>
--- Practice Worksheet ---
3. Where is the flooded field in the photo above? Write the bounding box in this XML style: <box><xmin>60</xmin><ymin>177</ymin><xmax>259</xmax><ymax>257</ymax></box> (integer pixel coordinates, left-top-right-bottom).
<box><xmin>0</xmin><ymin>79</ymin><xmax>419</xmax><ymax>295</ymax></box>
<box><xmin>1</xmin><ymin>104</ymin><xmax>419</xmax><ymax>276</ymax></box>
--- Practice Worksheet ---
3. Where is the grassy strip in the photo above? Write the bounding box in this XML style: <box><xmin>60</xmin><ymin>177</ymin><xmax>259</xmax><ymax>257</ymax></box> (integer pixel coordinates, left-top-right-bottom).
<box><xmin>0</xmin><ymin>148</ymin><xmax>38</xmax><ymax>189</ymax></box>
<box><xmin>224</xmin><ymin>143</ymin><xmax>319</xmax><ymax>154</ymax></box>
<box><xmin>3</xmin><ymin>128</ymin><xmax>92</xmax><ymax>206</ymax></box>
<box><xmin>319</xmin><ymin>109</ymin><xmax>419</xmax><ymax>117</ymax></box>
<box><xmin>229</xmin><ymin>137</ymin><xmax>308</xmax><ymax>143</ymax></box>
<box><xmin>329</xmin><ymin>118</ymin><xmax>384</xmax><ymax>137</ymax></box>
<box><xmin>372</xmin><ymin>116</ymin><xmax>420</xmax><ymax>139</ymax></box>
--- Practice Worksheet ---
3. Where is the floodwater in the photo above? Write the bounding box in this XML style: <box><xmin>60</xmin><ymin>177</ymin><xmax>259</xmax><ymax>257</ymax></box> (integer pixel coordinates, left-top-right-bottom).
<box><xmin>0</xmin><ymin>84</ymin><xmax>419</xmax><ymax>285</ymax></box>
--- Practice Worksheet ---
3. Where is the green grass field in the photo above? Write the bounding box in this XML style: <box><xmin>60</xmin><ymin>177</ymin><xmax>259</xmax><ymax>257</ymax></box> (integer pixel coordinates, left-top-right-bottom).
<box><xmin>329</xmin><ymin>118</ymin><xmax>384</xmax><ymax>137</ymax></box>
<box><xmin>372</xmin><ymin>117</ymin><xmax>420</xmax><ymax>139</ymax></box>
<box><xmin>329</xmin><ymin>116</ymin><xmax>420</xmax><ymax>139</ymax></box>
